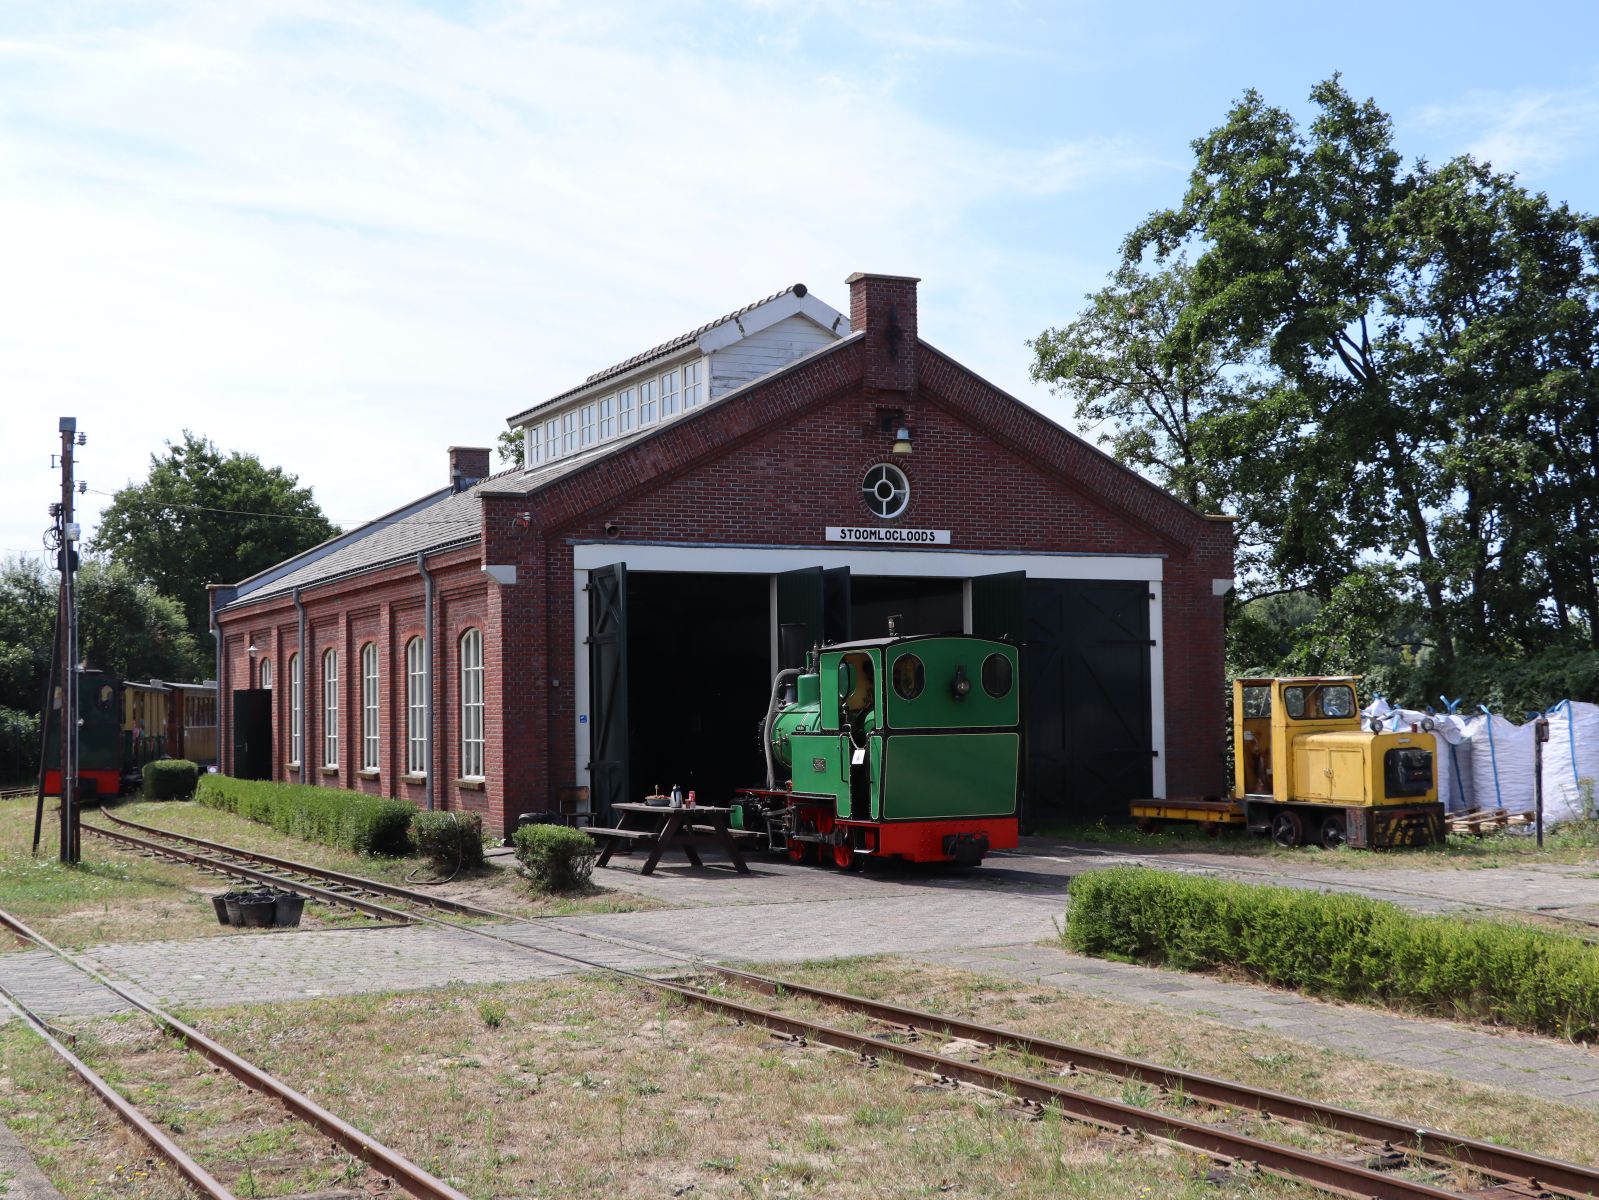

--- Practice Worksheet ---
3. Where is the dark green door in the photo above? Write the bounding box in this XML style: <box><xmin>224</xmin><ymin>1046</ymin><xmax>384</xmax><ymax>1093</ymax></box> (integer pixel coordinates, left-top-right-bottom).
<box><xmin>586</xmin><ymin>563</ymin><xmax>629</xmax><ymax>819</ymax></box>
<box><xmin>1024</xmin><ymin>580</ymin><xmax>1153</xmax><ymax>828</ymax></box>
<box><xmin>971</xmin><ymin>570</ymin><xmax>1026</xmax><ymax>642</ymax></box>
<box><xmin>231</xmin><ymin>689</ymin><xmax>273</xmax><ymax>781</ymax></box>
<box><xmin>777</xmin><ymin>566</ymin><xmax>852</xmax><ymax>667</ymax></box>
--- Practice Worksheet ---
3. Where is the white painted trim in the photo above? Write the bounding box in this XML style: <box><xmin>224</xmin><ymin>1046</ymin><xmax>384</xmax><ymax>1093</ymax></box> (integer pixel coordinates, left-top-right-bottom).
<box><xmin>572</xmin><ymin>543</ymin><xmax>1163</xmax><ymax>580</ymax></box>
<box><xmin>695</xmin><ymin>291</ymin><xmax>850</xmax><ymax>353</ymax></box>
<box><xmin>960</xmin><ymin>579</ymin><xmax>973</xmax><ymax>634</ymax></box>
<box><xmin>570</xmin><ymin>543</ymin><xmax>1167</xmax><ymax>799</ymax></box>
<box><xmin>482</xmin><ymin>564</ymin><xmax>517</xmax><ymax>586</ymax></box>
<box><xmin>1149</xmin><ymin>581</ymin><xmax>1167</xmax><ymax>799</ymax></box>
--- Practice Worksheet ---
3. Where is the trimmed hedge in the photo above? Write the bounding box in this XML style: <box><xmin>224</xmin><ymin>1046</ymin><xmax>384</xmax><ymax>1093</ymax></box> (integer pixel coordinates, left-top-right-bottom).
<box><xmin>195</xmin><ymin>775</ymin><xmax>413</xmax><ymax>856</ymax></box>
<box><xmin>411</xmin><ymin>810</ymin><xmax>485</xmax><ymax>872</ymax></box>
<box><xmin>1066</xmin><ymin>867</ymin><xmax>1599</xmax><ymax>1041</ymax></box>
<box><xmin>142</xmin><ymin>759</ymin><xmax>200</xmax><ymax>800</ymax></box>
<box><xmin>512</xmin><ymin>824</ymin><xmax>597</xmax><ymax>893</ymax></box>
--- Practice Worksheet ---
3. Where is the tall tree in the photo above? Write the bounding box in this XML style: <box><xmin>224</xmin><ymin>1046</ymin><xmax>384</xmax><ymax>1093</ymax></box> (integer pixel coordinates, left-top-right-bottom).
<box><xmin>1119</xmin><ymin>75</ymin><xmax>1599</xmax><ymax>681</ymax></box>
<box><xmin>93</xmin><ymin>433</ymin><xmax>339</xmax><ymax>644</ymax></box>
<box><xmin>1028</xmin><ymin>259</ymin><xmax>1246</xmax><ymax>511</ymax></box>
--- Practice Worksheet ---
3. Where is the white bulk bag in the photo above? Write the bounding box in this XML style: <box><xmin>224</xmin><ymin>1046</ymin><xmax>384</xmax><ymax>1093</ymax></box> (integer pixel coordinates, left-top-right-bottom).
<box><xmin>1466</xmin><ymin>711</ymin><xmax>1537</xmax><ymax>814</ymax></box>
<box><xmin>1542</xmin><ymin>701</ymin><xmax>1599</xmax><ymax>825</ymax></box>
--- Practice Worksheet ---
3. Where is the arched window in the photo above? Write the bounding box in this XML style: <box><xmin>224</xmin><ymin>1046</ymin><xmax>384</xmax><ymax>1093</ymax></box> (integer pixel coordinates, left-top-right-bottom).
<box><xmin>289</xmin><ymin>653</ymin><xmax>301</xmax><ymax>764</ymax></box>
<box><xmin>459</xmin><ymin>629</ymin><xmax>485</xmax><ymax>779</ymax></box>
<box><xmin>260</xmin><ymin>658</ymin><xmax>273</xmax><ymax>690</ymax></box>
<box><xmin>322</xmin><ymin>649</ymin><xmax>339</xmax><ymax>767</ymax></box>
<box><xmin>361</xmin><ymin>642</ymin><xmax>379</xmax><ymax>772</ymax></box>
<box><xmin>406</xmin><ymin>637</ymin><xmax>427</xmax><ymax>775</ymax></box>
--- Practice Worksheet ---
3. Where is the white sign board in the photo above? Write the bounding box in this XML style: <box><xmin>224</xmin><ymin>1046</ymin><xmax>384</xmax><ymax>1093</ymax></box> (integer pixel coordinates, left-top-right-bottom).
<box><xmin>825</xmin><ymin>526</ymin><xmax>951</xmax><ymax>546</ymax></box>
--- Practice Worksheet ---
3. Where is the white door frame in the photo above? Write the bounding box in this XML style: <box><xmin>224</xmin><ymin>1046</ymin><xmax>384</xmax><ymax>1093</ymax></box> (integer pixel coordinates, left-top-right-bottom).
<box><xmin>570</xmin><ymin>542</ymin><xmax>1167</xmax><ymax>804</ymax></box>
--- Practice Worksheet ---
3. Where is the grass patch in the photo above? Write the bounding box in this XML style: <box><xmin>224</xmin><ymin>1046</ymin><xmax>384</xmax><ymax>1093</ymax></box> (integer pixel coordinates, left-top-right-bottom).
<box><xmin>9</xmin><ymin>963</ymin><xmax>1599</xmax><ymax>1199</ymax></box>
<box><xmin>1065</xmin><ymin>867</ymin><xmax>1599</xmax><ymax>1039</ymax></box>
<box><xmin>1040</xmin><ymin>818</ymin><xmax>1599</xmax><ymax>869</ymax></box>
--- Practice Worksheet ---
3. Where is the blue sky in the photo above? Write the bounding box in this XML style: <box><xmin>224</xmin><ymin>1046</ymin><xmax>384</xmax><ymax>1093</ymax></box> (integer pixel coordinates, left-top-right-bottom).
<box><xmin>3</xmin><ymin>0</ymin><xmax>1598</xmax><ymax>565</ymax></box>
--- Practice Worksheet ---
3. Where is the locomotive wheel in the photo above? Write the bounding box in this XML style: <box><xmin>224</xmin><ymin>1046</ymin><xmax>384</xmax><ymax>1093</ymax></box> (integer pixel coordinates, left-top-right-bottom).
<box><xmin>1269</xmin><ymin>810</ymin><xmax>1304</xmax><ymax>848</ymax></box>
<box><xmin>832</xmin><ymin>842</ymin><xmax>857</xmax><ymax>870</ymax></box>
<box><xmin>1319</xmin><ymin>814</ymin><xmax>1348</xmax><ymax>850</ymax></box>
<box><xmin>788</xmin><ymin>839</ymin><xmax>816</xmax><ymax>864</ymax></box>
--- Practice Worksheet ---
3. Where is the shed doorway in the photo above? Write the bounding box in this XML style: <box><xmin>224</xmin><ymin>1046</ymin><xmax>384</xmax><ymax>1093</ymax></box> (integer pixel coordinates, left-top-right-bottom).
<box><xmin>625</xmin><ymin>571</ymin><xmax>772</xmax><ymax>809</ymax></box>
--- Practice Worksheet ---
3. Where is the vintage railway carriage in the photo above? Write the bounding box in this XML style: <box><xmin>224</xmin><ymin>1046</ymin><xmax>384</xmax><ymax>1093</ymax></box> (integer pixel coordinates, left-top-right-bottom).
<box><xmin>42</xmin><ymin>671</ymin><xmax>217</xmax><ymax>799</ymax></box>
<box><xmin>760</xmin><ymin>633</ymin><xmax>1021</xmax><ymax>867</ymax></box>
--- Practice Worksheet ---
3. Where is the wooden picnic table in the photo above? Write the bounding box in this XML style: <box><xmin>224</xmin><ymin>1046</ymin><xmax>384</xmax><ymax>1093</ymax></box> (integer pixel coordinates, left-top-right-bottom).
<box><xmin>589</xmin><ymin>803</ymin><xmax>751</xmax><ymax>876</ymax></box>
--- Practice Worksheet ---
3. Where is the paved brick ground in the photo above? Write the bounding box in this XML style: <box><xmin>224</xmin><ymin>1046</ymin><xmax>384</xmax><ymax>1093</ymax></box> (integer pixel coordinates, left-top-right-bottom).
<box><xmin>0</xmin><ymin>1120</ymin><xmax>64</xmax><ymax>1200</ymax></box>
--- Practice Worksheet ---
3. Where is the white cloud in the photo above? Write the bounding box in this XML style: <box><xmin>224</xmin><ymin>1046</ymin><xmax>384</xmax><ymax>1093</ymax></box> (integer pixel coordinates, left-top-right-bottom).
<box><xmin>1416</xmin><ymin>82</ymin><xmax>1599</xmax><ymax>177</ymax></box>
<box><xmin>0</xmin><ymin>0</ymin><xmax>1147</xmax><ymax>562</ymax></box>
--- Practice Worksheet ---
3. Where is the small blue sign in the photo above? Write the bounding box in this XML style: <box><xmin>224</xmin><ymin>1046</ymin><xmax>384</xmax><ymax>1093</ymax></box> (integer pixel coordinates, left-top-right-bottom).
<box><xmin>579</xmin><ymin>714</ymin><xmax>588</xmax><ymax>724</ymax></box>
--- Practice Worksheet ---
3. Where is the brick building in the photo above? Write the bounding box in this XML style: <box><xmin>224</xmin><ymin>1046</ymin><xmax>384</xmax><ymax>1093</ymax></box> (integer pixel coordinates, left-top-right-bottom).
<box><xmin>212</xmin><ymin>273</ymin><xmax>1236</xmax><ymax>835</ymax></box>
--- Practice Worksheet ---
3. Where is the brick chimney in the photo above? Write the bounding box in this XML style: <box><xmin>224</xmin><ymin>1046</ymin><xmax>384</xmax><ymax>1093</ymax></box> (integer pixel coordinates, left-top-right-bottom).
<box><xmin>448</xmin><ymin>446</ymin><xmax>492</xmax><ymax>492</ymax></box>
<box><xmin>846</xmin><ymin>272</ymin><xmax>920</xmax><ymax>395</ymax></box>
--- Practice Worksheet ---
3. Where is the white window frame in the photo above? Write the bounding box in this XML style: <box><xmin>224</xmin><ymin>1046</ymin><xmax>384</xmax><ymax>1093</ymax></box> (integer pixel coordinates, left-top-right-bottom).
<box><xmin>322</xmin><ymin>648</ymin><xmax>339</xmax><ymax>767</ymax></box>
<box><xmin>580</xmin><ymin>402</ymin><xmax>596</xmax><ymax>447</ymax></box>
<box><xmin>544</xmin><ymin>417</ymin><xmax>560</xmax><ymax>461</ymax></box>
<box><xmin>260</xmin><ymin>658</ymin><xmax>272</xmax><ymax>690</ymax></box>
<box><xmin>562</xmin><ymin>410</ymin><xmax>577</xmax><ymax>454</ymax></box>
<box><xmin>639</xmin><ymin>378</ymin><xmax>657</xmax><ymax>425</ymax></box>
<box><xmin>598</xmin><ymin>395</ymin><xmax>614</xmax><ymax>440</ymax></box>
<box><xmin>459</xmin><ymin>628</ymin><xmax>485</xmax><ymax>780</ymax></box>
<box><xmin>361</xmin><ymin>642</ymin><xmax>379</xmax><ymax>772</ymax></box>
<box><xmin>289</xmin><ymin>653</ymin><xmax>301</xmax><ymax>764</ymax></box>
<box><xmin>683</xmin><ymin>359</ymin><xmax>702</xmax><ymax>407</ymax></box>
<box><xmin>525</xmin><ymin>424</ymin><xmax>542</xmax><ymax>466</ymax></box>
<box><xmin>619</xmin><ymin>386</ymin><xmax>636</xmax><ymax>433</ymax></box>
<box><xmin>660</xmin><ymin>369</ymin><xmax>678</xmax><ymax>417</ymax></box>
<box><xmin>406</xmin><ymin>636</ymin><xmax>427</xmax><ymax>775</ymax></box>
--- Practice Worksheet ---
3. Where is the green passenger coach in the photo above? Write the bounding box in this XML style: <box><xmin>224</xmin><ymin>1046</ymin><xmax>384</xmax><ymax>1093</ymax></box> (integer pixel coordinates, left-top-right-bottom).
<box><xmin>749</xmin><ymin>633</ymin><xmax>1022</xmax><ymax>868</ymax></box>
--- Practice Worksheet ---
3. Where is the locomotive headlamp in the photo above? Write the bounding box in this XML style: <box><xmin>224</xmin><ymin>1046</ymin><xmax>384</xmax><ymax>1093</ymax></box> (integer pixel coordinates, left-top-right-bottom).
<box><xmin>950</xmin><ymin>665</ymin><xmax>971</xmax><ymax>701</ymax></box>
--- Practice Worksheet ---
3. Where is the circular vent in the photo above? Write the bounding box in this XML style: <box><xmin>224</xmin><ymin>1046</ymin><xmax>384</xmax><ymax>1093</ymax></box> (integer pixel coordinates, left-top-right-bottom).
<box><xmin>862</xmin><ymin>463</ymin><xmax>910</xmax><ymax>519</ymax></box>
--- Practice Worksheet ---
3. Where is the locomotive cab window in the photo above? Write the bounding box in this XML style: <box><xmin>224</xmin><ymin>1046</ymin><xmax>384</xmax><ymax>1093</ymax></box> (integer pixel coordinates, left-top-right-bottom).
<box><xmin>981</xmin><ymin>653</ymin><xmax>1012</xmax><ymax>699</ymax></box>
<box><xmin>892</xmin><ymin>653</ymin><xmax>924</xmax><ymax>700</ymax></box>
<box><xmin>1282</xmin><ymin>684</ymin><xmax>1355</xmax><ymax>720</ymax></box>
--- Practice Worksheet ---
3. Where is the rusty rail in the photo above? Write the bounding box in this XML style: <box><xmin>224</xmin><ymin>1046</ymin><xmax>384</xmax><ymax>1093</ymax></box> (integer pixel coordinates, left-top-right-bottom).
<box><xmin>0</xmin><ymin>906</ymin><xmax>471</xmax><ymax>1200</ymax></box>
<box><xmin>92</xmin><ymin>811</ymin><xmax>1599</xmax><ymax>1199</ymax></box>
<box><xmin>0</xmin><ymin>983</ymin><xmax>238</xmax><ymax>1199</ymax></box>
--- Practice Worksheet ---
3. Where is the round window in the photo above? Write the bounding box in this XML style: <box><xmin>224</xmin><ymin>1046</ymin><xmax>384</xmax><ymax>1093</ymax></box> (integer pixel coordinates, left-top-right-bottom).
<box><xmin>892</xmin><ymin>653</ymin><xmax>925</xmax><ymax>700</ymax></box>
<box><xmin>862</xmin><ymin>463</ymin><xmax>910</xmax><ymax>519</ymax></box>
<box><xmin>981</xmin><ymin>653</ymin><xmax>1013</xmax><ymax>699</ymax></box>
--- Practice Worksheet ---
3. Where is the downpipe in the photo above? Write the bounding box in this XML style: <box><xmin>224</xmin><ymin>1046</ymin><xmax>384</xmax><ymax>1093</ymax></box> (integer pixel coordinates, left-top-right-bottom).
<box><xmin>293</xmin><ymin>588</ymin><xmax>306</xmax><ymax>785</ymax></box>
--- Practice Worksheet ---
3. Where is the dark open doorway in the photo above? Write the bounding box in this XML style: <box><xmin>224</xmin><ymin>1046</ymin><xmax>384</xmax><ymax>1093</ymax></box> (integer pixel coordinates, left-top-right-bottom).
<box><xmin>850</xmin><ymin>576</ymin><xmax>963</xmax><ymax>640</ymax></box>
<box><xmin>626</xmin><ymin>572</ymin><xmax>772</xmax><ymax>806</ymax></box>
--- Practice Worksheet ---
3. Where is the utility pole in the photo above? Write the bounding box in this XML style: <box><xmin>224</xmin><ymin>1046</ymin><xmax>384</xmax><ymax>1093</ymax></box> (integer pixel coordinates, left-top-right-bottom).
<box><xmin>57</xmin><ymin>417</ymin><xmax>82</xmax><ymax>865</ymax></box>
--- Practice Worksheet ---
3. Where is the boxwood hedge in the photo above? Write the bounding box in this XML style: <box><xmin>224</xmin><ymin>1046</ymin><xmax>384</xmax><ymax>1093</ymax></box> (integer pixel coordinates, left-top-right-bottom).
<box><xmin>1065</xmin><ymin>866</ymin><xmax>1599</xmax><ymax>1041</ymax></box>
<box><xmin>142</xmin><ymin>759</ymin><xmax>200</xmax><ymax>800</ymax></box>
<box><xmin>195</xmin><ymin>775</ymin><xmax>413</xmax><ymax>856</ymax></box>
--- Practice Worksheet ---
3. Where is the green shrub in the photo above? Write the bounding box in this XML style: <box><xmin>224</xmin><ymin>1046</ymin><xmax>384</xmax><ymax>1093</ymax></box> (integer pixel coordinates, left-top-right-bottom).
<box><xmin>195</xmin><ymin>775</ymin><xmax>413</xmax><ymax>855</ymax></box>
<box><xmin>142</xmin><ymin>759</ymin><xmax>200</xmax><ymax>800</ymax></box>
<box><xmin>1065</xmin><ymin>867</ymin><xmax>1599</xmax><ymax>1040</ymax></box>
<box><xmin>512</xmin><ymin>824</ymin><xmax>597</xmax><ymax>893</ymax></box>
<box><xmin>410</xmin><ymin>810</ymin><xmax>485</xmax><ymax>872</ymax></box>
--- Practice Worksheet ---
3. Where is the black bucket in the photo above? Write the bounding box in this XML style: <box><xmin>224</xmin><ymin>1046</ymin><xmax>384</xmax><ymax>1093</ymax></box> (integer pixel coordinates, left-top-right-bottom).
<box><xmin>211</xmin><ymin>892</ymin><xmax>234</xmax><ymax>926</ymax></box>
<box><xmin>236</xmin><ymin>894</ymin><xmax>277</xmax><ymax>928</ymax></box>
<box><xmin>273</xmin><ymin>891</ymin><xmax>306</xmax><ymax>928</ymax></box>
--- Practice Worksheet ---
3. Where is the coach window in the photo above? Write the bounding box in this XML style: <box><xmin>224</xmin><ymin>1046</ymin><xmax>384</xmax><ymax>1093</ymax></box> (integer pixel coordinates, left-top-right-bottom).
<box><xmin>892</xmin><ymin>653</ymin><xmax>924</xmax><ymax>700</ymax></box>
<box><xmin>406</xmin><ymin>637</ymin><xmax>427</xmax><ymax>775</ymax></box>
<box><xmin>289</xmin><ymin>653</ymin><xmax>301</xmax><ymax>765</ymax></box>
<box><xmin>322</xmin><ymin>649</ymin><xmax>339</xmax><ymax>768</ymax></box>
<box><xmin>460</xmin><ymin>629</ymin><xmax>485</xmax><ymax>779</ymax></box>
<box><xmin>361</xmin><ymin>642</ymin><xmax>379</xmax><ymax>772</ymax></box>
<box><xmin>260</xmin><ymin>658</ymin><xmax>272</xmax><ymax>690</ymax></box>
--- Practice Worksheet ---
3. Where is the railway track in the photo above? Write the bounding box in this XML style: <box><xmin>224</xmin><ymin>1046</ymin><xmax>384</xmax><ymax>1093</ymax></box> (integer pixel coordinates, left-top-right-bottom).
<box><xmin>71</xmin><ymin>809</ymin><xmax>1599</xmax><ymax>1198</ymax></box>
<box><xmin>0</xmin><ymin>904</ymin><xmax>472</xmax><ymax>1200</ymax></box>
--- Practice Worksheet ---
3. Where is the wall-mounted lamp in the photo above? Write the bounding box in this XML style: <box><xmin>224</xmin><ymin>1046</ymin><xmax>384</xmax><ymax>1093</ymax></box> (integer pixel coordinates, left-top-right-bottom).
<box><xmin>604</xmin><ymin>521</ymin><xmax>622</xmax><ymax>539</ymax></box>
<box><xmin>247</xmin><ymin>643</ymin><xmax>258</xmax><ymax>658</ymax></box>
<box><xmin>511</xmin><ymin>512</ymin><xmax>532</xmax><ymax>532</ymax></box>
<box><xmin>891</xmin><ymin>425</ymin><xmax>913</xmax><ymax>455</ymax></box>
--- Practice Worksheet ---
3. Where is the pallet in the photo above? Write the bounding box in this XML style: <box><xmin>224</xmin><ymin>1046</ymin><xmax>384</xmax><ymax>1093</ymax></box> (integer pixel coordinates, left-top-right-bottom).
<box><xmin>1446</xmin><ymin>808</ymin><xmax>1535</xmax><ymax>837</ymax></box>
